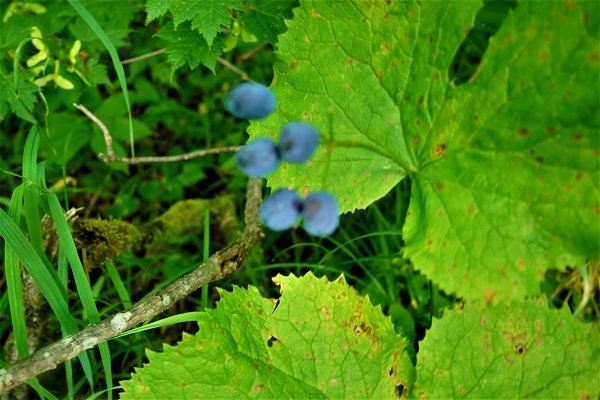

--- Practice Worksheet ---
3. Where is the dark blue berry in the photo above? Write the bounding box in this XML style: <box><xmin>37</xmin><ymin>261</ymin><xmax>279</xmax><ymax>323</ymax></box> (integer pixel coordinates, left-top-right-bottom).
<box><xmin>260</xmin><ymin>189</ymin><xmax>303</xmax><ymax>231</ymax></box>
<box><xmin>279</xmin><ymin>121</ymin><xmax>320</xmax><ymax>163</ymax></box>
<box><xmin>302</xmin><ymin>191</ymin><xmax>339</xmax><ymax>237</ymax></box>
<box><xmin>235</xmin><ymin>138</ymin><xmax>280</xmax><ymax>177</ymax></box>
<box><xmin>226</xmin><ymin>83</ymin><xmax>276</xmax><ymax>119</ymax></box>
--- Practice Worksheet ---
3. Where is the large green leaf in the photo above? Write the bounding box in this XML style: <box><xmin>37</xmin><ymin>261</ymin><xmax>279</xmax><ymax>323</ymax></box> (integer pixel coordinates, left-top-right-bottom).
<box><xmin>413</xmin><ymin>298</ymin><xmax>600</xmax><ymax>399</ymax></box>
<box><xmin>250</xmin><ymin>0</ymin><xmax>599</xmax><ymax>301</ymax></box>
<box><xmin>120</xmin><ymin>273</ymin><xmax>415</xmax><ymax>398</ymax></box>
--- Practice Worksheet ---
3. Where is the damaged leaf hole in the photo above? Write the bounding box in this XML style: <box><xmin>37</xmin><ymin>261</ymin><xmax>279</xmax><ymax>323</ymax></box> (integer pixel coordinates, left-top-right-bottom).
<box><xmin>395</xmin><ymin>383</ymin><xmax>406</xmax><ymax>398</ymax></box>
<box><xmin>266</xmin><ymin>334</ymin><xmax>279</xmax><ymax>348</ymax></box>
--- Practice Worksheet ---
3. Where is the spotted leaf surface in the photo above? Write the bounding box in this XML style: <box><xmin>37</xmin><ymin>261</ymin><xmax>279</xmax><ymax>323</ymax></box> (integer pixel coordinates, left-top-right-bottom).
<box><xmin>250</xmin><ymin>0</ymin><xmax>599</xmax><ymax>301</ymax></box>
<box><xmin>120</xmin><ymin>273</ymin><xmax>415</xmax><ymax>399</ymax></box>
<box><xmin>413</xmin><ymin>298</ymin><xmax>600</xmax><ymax>399</ymax></box>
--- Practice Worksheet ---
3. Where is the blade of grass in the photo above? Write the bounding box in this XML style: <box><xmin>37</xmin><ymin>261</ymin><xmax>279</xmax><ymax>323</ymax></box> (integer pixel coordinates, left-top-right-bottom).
<box><xmin>0</xmin><ymin>207</ymin><xmax>94</xmax><ymax>386</ymax></box>
<box><xmin>105</xmin><ymin>261</ymin><xmax>132</xmax><ymax>309</ymax></box>
<box><xmin>112</xmin><ymin>312</ymin><xmax>207</xmax><ymax>339</ymax></box>
<box><xmin>22</xmin><ymin>125</ymin><xmax>45</xmax><ymax>262</ymax></box>
<box><xmin>67</xmin><ymin>0</ymin><xmax>135</xmax><ymax>158</ymax></box>
<box><xmin>58</xmin><ymin>248</ymin><xmax>74</xmax><ymax>400</ymax></box>
<box><xmin>201</xmin><ymin>207</ymin><xmax>210</xmax><ymax>309</ymax></box>
<box><xmin>3</xmin><ymin>185</ymin><xmax>50</xmax><ymax>398</ymax></box>
<box><xmin>47</xmin><ymin>192</ymin><xmax>113</xmax><ymax>398</ymax></box>
<box><xmin>6</xmin><ymin>185</ymin><xmax>28</xmax><ymax>359</ymax></box>
<box><xmin>16</xmin><ymin>124</ymin><xmax>94</xmax><ymax>388</ymax></box>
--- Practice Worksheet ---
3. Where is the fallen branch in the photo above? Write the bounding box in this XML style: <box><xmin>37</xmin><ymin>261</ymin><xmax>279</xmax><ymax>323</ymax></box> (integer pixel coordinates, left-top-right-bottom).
<box><xmin>0</xmin><ymin>177</ymin><xmax>264</xmax><ymax>395</ymax></box>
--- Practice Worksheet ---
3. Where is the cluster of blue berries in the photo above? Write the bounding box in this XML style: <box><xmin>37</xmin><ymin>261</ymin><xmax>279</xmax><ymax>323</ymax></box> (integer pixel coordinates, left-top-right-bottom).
<box><xmin>226</xmin><ymin>82</ymin><xmax>339</xmax><ymax>237</ymax></box>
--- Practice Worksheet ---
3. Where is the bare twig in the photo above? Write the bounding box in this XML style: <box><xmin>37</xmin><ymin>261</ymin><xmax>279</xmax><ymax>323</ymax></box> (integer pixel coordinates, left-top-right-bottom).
<box><xmin>120</xmin><ymin>48</ymin><xmax>166</xmax><ymax>64</ymax></box>
<box><xmin>0</xmin><ymin>177</ymin><xmax>264</xmax><ymax>395</ymax></box>
<box><xmin>73</xmin><ymin>104</ymin><xmax>115</xmax><ymax>160</ymax></box>
<box><xmin>217</xmin><ymin>57</ymin><xmax>254</xmax><ymax>82</ymax></box>
<box><xmin>72</xmin><ymin>104</ymin><xmax>241</xmax><ymax>164</ymax></box>
<box><xmin>119</xmin><ymin>47</ymin><xmax>254</xmax><ymax>82</ymax></box>
<box><xmin>236</xmin><ymin>42</ymin><xmax>270</xmax><ymax>63</ymax></box>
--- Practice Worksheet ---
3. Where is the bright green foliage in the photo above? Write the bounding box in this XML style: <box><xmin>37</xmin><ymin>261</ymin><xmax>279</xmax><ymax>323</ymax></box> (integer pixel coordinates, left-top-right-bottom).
<box><xmin>145</xmin><ymin>0</ymin><xmax>297</xmax><ymax>74</ymax></box>
<box><xmin>155</xmin><ymin>23</ymin><xmax>226</xmax><ymax>74</ymax></box>
<box><xmin>172</xmin><ymin>0</ymin><xmax>243</xmax><ymax>47</ymax></box>
<box><xmin>250</xmin><ymin>0</ymin><xmax>599</xmax><ymax>301</ymax></box>
<box><xmin>413</xmin><ymin>298</ymin><xmax>600</xmax><ymax>399</ymax></box>
<box><xmin>120</xmin><ymin>273</ymin><xmax>415</xmax><ymax>399</ymax></box>
<box><xmin>0</xmin><ymin>73</ymin><xmax>38</xmax><ymax>122</ymax></box>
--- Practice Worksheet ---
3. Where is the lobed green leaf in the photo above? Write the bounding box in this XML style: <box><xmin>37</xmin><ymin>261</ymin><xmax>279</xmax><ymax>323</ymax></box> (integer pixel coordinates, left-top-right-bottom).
<box><xmin>251</xmin><ymin>0</ymin><xmax>599</xmax><ymax>301</ymax></box>
<box><xmin>120</xmin><ymin>273</ymin><xmax>415</xmax><ymax>399</ymax></box>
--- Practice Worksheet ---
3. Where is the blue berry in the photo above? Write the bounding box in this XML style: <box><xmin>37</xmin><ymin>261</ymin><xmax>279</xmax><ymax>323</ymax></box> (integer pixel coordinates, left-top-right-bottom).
<box><xmin>260</xmin><ymin>189</ymin><xmax>303</xmax><ymax>231</ymax></box>
<box><xmin>235</xmin><ymin>138</ymin><xmax>280</xmax><ymax>177</ymax></box>
<box><xmin>302</xmin><ymin>191</ymin><xmax>339</xmax><ymax>237</ymax></box>
<box><xmin>279</xmin><ymin>121</ymin><xmax>320</xmax><ymax>163</ymax></box>
<box><xmin>226</xmin><ymin>83</ymin><xmax>276</xmax><ymax>119</ymax></box>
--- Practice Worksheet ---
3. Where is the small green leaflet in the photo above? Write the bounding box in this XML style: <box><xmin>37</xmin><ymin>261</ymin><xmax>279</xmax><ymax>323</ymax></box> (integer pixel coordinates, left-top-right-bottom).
<box><xmin>0</xmin><ymin>72</ymin><xmax>38</xmax><ymax>123</ymax></box>
<box><xmin>413</xmin><ymin>298</ymin><xmax>600</xmax><ymax>399</ymax></box>
<box><xmin>250</xmin><ymin>0</ymin><xmax>599</xmax><ymax>302</ymax></box>
<box><xmin>172</xmin><ymin>0</ymin><xmax>243</xmax><ymax>47</ymax></box>
<box><xmin>145</xmin><ymin>0</ymin><xmax>297</xmax><ymax>75</ymax></box>
<box><xmin>120</xmin><ymin>273</ymin><xmax>415</xmax><ymax>398</ymax></box>
<box><xmin>156</xmin><ymin>22</ymin><xmax>225</xmax><ymax>74</ymax></box>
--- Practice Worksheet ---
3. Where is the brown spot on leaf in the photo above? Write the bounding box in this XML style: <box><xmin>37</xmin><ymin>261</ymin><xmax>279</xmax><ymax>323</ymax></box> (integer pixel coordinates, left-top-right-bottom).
<box><xmin>436</xmin><ymin>182</ymin><xmax>444</xmax><ymax>190</ymax></box>
<box><xmin>391</xmin><ymin>60</ymin><xmax>397</xmax><ymax>67</ymax></box>
<box><xmin>432</xmin><ymin>143</ymin><xmax>446</xmax><ymax>157</ymax></box>
<box><xmin>474</xmin><ymin>115</ymin><xmax>479</xmax><ymax>122</ymax></box>
<box><xmin>536</xmin><ymin>156</ymin><xmax>543</xmax><ymax>163</ymax></box>
<box><xmin>290</xmin><ymin>60</ymin><xmax>299</xmax><ymax>70</ymax></box>
<box><xmin>485</xmin><ymin>289</ymin><xmax>496</xmax><ymax>303</ymax></box>
<box><xmin>546</xmin><ymin>126</ymin><xmax>555</xmax><ymax>134</ymax></box>
<box><xmin>517</xmin><ymin>259</ymin><xmax>526</xmax><ymax>271</ymax></box>
<box><xmin>433</xmin><ymin>71</ymin><xmax>440</xmax><ymax>80</ymax></box>
<box><xmin>539</xmin><ymin>52</ymin><xmax>548</xmax><ymax>61</ymax></box>
<box><xmin>467</xmin><ymin>204</ymin><xmax>474</xmax><ymax>214</ymax></box>
<box><xmin>426</xmin><ymin>239</ymin><xmax>433</xmax><ymax>246</ymax></box>
<box><xmin>517</xmin><ymin>128</ymin><xmax>529</xmax><ymax>136</ymax></box>
<box><xmin>376</xmin><ymin>71</ymin><xmax>383</xmax><ymax>80</ymax></box>
<box><xmin>418</xmin><ymin>96</ymin><xmax>425</xmax><ymax>104</ymax></box>
<box><xmin>310</xmin><ymin>9</ymin><xmax>319</xmax><ymax>16</ymax></box>
<box><xmin>571</xmin><ymin>133</ymin><xmax>583</xmax><ymax>141</ymax></box>
<box><xmin>415</xmin><ymin>119</ymin><xmax>420</xmax><ymax>125</ymax></box>
<box><xmin>412</xmin><ymin>136</ymin><xmax>420</xmax><ymax>145</ymax></box>
<box><xmin>347</xmin><ymin>57</ymin><xmax>353</xmax><ymax>65</ymax></box>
